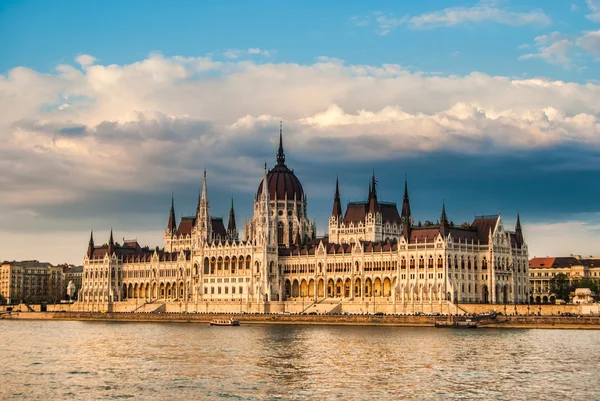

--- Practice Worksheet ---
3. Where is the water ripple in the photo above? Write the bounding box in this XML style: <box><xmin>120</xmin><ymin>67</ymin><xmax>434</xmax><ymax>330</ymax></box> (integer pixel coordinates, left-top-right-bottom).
<box><xmin>1</xmin><ymin>321</ymin><xmax>600</xmax><ymax>400</ymax></box>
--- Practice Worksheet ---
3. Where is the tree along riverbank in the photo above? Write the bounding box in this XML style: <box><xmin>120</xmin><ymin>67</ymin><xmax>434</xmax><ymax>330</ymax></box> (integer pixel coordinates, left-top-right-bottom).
<box><xmin>3</xmin><ymin>311</ymin><xmax>600</xmax><ymax>329</ymax></box>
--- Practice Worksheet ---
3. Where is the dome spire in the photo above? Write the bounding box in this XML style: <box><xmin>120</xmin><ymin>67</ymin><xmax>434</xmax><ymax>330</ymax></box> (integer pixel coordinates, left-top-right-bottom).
<box><xmin>276</xmin><ymin>121</ymin><xmax>285</xmax><ymax>166</ymax></box>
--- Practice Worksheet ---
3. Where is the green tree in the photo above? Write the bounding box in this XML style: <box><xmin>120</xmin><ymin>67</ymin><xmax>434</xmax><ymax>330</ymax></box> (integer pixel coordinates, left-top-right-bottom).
<box><xmin>549</xmin><ymin>273</ymin><xmax>571</xmax><ymax>302</ymax></box>
<box><xmin>0</xmin><ymin>294</ymin><xmax>6</xmax><ymax>305</ymax></box>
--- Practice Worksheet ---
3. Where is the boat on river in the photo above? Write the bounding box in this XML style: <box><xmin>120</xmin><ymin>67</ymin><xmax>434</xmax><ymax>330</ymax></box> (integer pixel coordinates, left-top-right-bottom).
<box><xmin>435</xmin><ymin>319</ymin><xmax>478</xmax><ymax>329</ymax></box>
<box><xmin>209</xmin><ymin>318</ymin><xmax>240</xmax><ymax>326</ymax></box>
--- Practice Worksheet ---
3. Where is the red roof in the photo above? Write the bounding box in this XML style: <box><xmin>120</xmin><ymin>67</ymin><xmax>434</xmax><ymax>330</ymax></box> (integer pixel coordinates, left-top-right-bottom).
<box><xmin>470</xmin><ymin>216</ymin><xmax>498</xmax><ymax>244</ymax></box>
<box><xmin>176</xmin><ymin>217</ymin><xmax>196</xmax><ymax>236</ymax></box>
<box><xmin>257</xmin><ymin>165</ymin><xmax>304</xmax><ymax>200</ymax></box>
<box><xmin>529</xmin><ymin>257</ymin><xmax>581</xmax><ymax>269</ymax></box>
<box><xmin>211</xmin><ymin>218</ymin><xmax>227</xmax><ymax>238</ymax></box>
<box><xmin>343</xmin><ymin>202</ymin><xmax>367</xmax><ymax>224</ymax></box>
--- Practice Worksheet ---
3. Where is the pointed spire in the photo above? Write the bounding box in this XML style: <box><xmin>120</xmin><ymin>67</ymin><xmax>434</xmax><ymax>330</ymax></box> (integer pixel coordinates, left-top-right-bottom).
<box><xmin>441</xmin><ymin>202</ymin><xmax>448</xmax><ymax>224</ymax></box>
<box><xmin>332</xmin><ymin>176</ymin><xmax>342</xmax><ymax>218</ymax></box>
<box><xmin>401</xmin><ymin>176</ymin><xmax>411</xmax><ymax>219</ymax></box>
<box><xmin>515</xmin><ymin>212</ymin><xmax>524</xmax><ymax>248</ymax></box>
<box><xmin>227</xmin><ymin>198</ymin><xmax>237</xmax><ymax>238</ymax></box>
<box><xmin>87</xmin><ymin>230</ymin><xmax>94</xmax><ymax>258</ymax></box>
<box><xmin>368</xmin><ymin>171</ymin><xmax>378</xmax><ymax>214</ymax></box>
<box><xmin>401</xmin><ymin>176</ymin><xmax>412</xmax><ymax>241</ymax></box>
<box><xmin>201</xmin><ymin>169</ymin><xmax>207</xmax><ymax>201</ymax></box>
<box><xmin>276</xmin><ymin>121</ymin><xmax>285</xmax><ymax>166</ymax></box>
<box><xmin>168</xmin><ymin>195</ymin><xmax>177</xmax><ymax>234</ymax></box>
<box><xmin>108</xmin><ymin>228</ymin><xmax>115</xmax><ymax>254</ymax></box>
<box><xmin>260</xmin><ymin>161</ymin><xmax>270</xmax><ymax>210</ymax></box>
<box><xmin>439</xmin><ymin>201</ymin><xmax>449</xmax><ymax>238</ymax></box>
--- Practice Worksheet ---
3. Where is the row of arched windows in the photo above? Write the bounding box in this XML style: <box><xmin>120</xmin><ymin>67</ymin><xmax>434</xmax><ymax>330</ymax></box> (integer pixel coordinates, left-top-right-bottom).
<box><xmin>202</xmin><ymin>256</ymin><xmax>252</xmax><ymax>275</ymax></box>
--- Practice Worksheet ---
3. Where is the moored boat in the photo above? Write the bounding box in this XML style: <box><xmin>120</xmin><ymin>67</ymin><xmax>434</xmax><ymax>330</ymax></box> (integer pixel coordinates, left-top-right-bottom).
<box><xmin>209</xmin><ymin>318</ymin><xmax>240</xmax><ymax>326</ymax></box>
<box><xmin>435</xmin><ymin>319</ymin><xmax>478</xmax><ymax>329</ymax></box>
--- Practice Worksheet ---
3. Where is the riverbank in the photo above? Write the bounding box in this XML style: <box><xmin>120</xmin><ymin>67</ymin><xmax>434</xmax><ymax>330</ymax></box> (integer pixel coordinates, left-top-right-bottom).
<box><xmin>3</xmin><ymin>311</ymin><xmax>600</xmax><ymax>329</ymax></box>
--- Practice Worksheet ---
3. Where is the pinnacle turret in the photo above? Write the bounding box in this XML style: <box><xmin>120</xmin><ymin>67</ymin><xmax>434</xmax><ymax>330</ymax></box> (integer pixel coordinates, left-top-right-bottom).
<box><xmin>515</xmin><ymin>213</ymin><xmax>524</xmax><ymax>248</ymax></box>
<box><xmin>368</xmin><ymin>172</ymin><xmax>378</xmax><ymax>214</ymax></box>
<box><xmin>167</xmin><ymin>195</ymin><xmax>177</xmax><ymax>234</ymax></box>
<box><xmin>439</xmin><ymin>202</ymin><xmax>449</xmax><ymax>238</ymax></box>
<box><xmin>401</xmin><ymin>177</ymin><xmax>412</xmax><ymax>240</ymax></box>
<box><xmin>227</xmin><ymin>198</ymin><xmax>237</xmax><ymax>239</ymax></box>
<box><xmin>87</xmin><ymin>230</ymin><xmax>94</xmax><ymax>258</ymax></box>
<box><xmin>108</xmin><ymin>228</ymin><xmax>115</xmax><ymax>254</ymax></box>
<box><xmin>332</xmin><ymin>176</ymin><xmax>342</xmax><ymax>218</ymax></box>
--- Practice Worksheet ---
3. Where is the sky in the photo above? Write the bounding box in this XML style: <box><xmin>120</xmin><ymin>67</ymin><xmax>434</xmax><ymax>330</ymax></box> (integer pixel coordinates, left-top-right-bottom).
<box><xmin>1</xmin><ymin>0</ymin><xmax>600</xmax><ymax>264</ymax></box>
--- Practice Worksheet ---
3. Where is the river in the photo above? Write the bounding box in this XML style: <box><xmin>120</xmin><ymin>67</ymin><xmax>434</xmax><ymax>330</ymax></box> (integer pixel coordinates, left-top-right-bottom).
<box><xmin>1</xmin><ymin>320</ymin><xmax>599</xmax><ymax>400</ymax></box>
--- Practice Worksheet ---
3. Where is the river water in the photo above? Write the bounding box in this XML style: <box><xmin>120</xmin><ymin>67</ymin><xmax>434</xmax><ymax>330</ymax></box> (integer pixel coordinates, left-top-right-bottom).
<box><xmin>1</xmin><ymin>320</ymin><xmax>599</xmax><ymax>400</ymax></box>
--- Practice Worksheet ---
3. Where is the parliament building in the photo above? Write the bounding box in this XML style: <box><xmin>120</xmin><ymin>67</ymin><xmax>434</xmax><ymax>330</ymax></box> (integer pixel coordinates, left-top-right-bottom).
<box><xmin>78</xmin><ymin>127</ymin><xmax>530</xmax><ymax>314</ymax></box>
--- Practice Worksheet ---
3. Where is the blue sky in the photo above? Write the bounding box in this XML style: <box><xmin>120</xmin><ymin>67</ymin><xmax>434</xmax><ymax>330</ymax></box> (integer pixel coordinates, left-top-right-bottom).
<box><xmin>1</xmin><ymin>0</ymin><xmax>600</xmax><ymax>263</ymax></box>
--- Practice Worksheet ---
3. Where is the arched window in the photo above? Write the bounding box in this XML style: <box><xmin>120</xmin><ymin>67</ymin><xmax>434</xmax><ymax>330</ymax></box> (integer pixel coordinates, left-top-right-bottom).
<box><xmin>278</xmin><ymin>222</ymin><xmax>284</xmax><ymax>245</ymax></box>
<box><xmin>428</xmin><ymin>256</ymin><xmax>434</xmax><ymax>269</ymax></box>
<box><xmin>419</xmin><ymin>257</ymin><xmax>424</xmax><ymax>269</ymax></box>
<box><xmin>437</xmin><ymin>256</ymin><xmax>443</xmax><ymax>269</ymax></box>
<box><xmin>409</xmin><ymin>257</ymin><xmax>415</xmax><ymax>269</ymax></box>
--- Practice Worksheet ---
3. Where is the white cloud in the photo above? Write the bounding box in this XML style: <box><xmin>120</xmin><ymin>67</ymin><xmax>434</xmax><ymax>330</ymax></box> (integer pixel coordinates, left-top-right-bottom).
<box><xmin>75</xmin><ymin>54</ymin><xmax>96</xmax><ymax>67</ymax></box>
<box><xmin>576</xmin><ymin>29</ymin><xmax>600</xmax><ymax>58</ymax></box>
<box><xmin>223</xmin><ymin>49</ymin><xmax>243</xmax><ymax>59</ymax></box>
<box><xmin>1</xmin><ymin>53</ymin><xmax>600</xmax><ymax>211</ymax></box>
<box><xmin>2</xmin><ymin>53</ymin><xmax>600</xmax><ymax>262</ymax></box>
<box><xmin>586</xmin><ymin>0</ymin><xmax>600</xmax><ymax>22</ymax></box>
<box><xmin>247</xmin><ymin>48</ymin><xmax>271</xmax><ymax>57</ymax></box>
<box><xmin>519</xmin><ymin>32</ymin><xmax>574</xmax><ymax>68</ymax></box>
<box><xmin>224</xmin><ymin>48</ymin><xmax>272</xmax><ymax>59</ymax></box>
<box><xmin>357</xmin><ymin>1</ymin><xmax>551</xmax><ymax>34</ymax></box>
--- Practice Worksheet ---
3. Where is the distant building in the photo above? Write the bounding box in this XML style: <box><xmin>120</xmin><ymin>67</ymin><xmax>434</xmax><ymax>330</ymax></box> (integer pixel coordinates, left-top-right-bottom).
<box><xmin>62</xmin><ymin>265</ymin><xmax>83</xmax><ymax>300</ymax></box>
<box><xmin>0</xmin><ymin>261</ymin><xmax>64</xmax><ymax>304</ymax></box>
<box><xmin>528</xmin><ymin>256</ymin><xmax>600</xmax><ymax>303</ymax></box>
<box><xmin>79</xmin><ymin>127</ymin><xmax>529</xmax><ymax>312</ymax></box>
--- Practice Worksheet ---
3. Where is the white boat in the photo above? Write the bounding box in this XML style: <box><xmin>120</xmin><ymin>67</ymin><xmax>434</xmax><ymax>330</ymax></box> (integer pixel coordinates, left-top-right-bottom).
<box><xmin>209</xmin><ymin>318</ymin><xmax>240</xmax><ymax>326</ymax></box>
<box><xmin>435</xmin><ymin>319</ymin><xmax>478</xmax><ymax>329</ymax></box>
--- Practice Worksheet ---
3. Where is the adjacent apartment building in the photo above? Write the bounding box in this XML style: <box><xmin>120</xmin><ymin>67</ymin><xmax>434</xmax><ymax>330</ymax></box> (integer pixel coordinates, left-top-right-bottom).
<box><xmin>0</xmin><ymin>261</ymin><xmax>64</xmax><ymax>304</ymax></box>
<box><xmin>528</xmin><ymin>256</ymin><xmax>600</xmax><ymax>303</ymax></box>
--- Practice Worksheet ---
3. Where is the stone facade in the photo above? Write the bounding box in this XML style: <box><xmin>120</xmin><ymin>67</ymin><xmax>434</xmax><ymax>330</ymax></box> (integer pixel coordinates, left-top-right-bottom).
<box><xmin>529</xmin><ymin>256</ymin><xmax>600</xmax><ymax>303</ymax></box>
<box><xmin>0</xmin><ymin>261</ymin><xmax>64</xmax><ymax>304</ymax></box>
<box><xmin>79</xmin><ymin>128</ymin><xmax>529</xmax><ymax>312</ymax></box>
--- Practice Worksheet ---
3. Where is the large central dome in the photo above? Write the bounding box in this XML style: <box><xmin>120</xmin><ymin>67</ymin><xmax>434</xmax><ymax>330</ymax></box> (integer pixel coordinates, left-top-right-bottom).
<box><xmin>256</xmin><ymin>127</ymin><xmax>304</xmax><ymax>201</ymax></box>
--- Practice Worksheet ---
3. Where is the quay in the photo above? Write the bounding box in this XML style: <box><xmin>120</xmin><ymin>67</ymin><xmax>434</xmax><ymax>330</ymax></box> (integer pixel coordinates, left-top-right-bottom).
<box><xmin>3</xmin><ymin>311</ymin><xmax>600</xmax><ymax>329</ymax></box>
